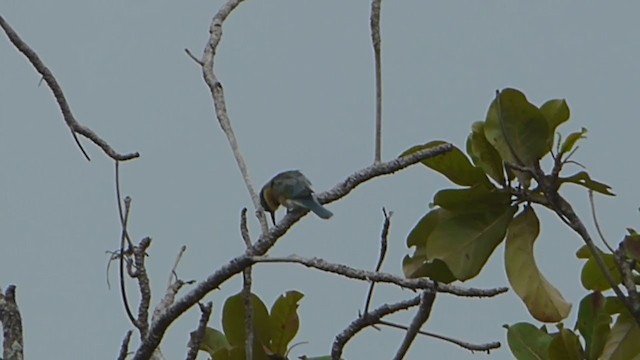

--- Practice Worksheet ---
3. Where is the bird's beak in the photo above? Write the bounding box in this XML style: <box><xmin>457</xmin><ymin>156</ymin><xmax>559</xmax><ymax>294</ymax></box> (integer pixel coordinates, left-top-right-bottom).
<box><xmin>269</xmin><ymin>211</ymin><xmax>276</xmax><ymax>225</ymax></box>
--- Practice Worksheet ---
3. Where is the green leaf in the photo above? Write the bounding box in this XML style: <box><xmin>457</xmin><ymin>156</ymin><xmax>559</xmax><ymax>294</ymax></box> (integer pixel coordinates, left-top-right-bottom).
<box><xmin>576</xmin><ymin>292</ymin><xmax>611</xmax><ymax>360</ymax></box>
<box><xmin>406</xmin><ymin>209</ymin><xmax>450</xmax><ymax>248</ymax></box>
<box><xmin>548</xmin><ymin>328</ymin><xmax>583</xmax><ymax>360</ymax></box>
<box><xmin>622</xmin><ymin>233</ymin><xmax>640</xmax><ymax>261</ymax></box>
<box><xmin>402</xmin><ymin>141</ymin><xmax>488</xmax><ymax>186</ymax></box>
<box><xmin>599</xmin><ymin>312</ymin><xmax>640</xmax><ymax>360</ymax></box>
<box><xmin>222</xmin><ymin>292</ymin><xmax>271</xmax><ymax>360</ymax></box>
<box><xmin>426</xmin><ymin>205</ymin><xmax>517</xmax><ymax>281</ymax></box>
<box><xmin>581</xmin><ymin>253</ymin><xmax>622</xmax><ymax>291</ymax></box>
<box><xmin>402</xmin><ymin>254</ymin><xmax>456</xmax><ymax>283</ymax></box>
<box><xmin>505</xmin><ymin>207</ymin><xmax>572</xmax><ymax>322</ymax></box>
<box><xmin>575</xmin><ymin>245</ymin><xmax>592</xmax><ymax>259</ymax></box>
<box><xmin>191</xmin><ymin>327</ymin><xmax>231</xmax><ymax>357</ymax></box>
<box><xmin>484</xmin><ymin>88</ymin><xmax>551</xmax><ymax>166</ymax></box>
<box><xmin>540</xmin><ymin>99</ymin><xmax>570</xmax><ymax>138</ymax></box>
<box><xmin>505</xmin><ymin>322</ymin><xmax>553</xmax><ymax>360</ymax></box>
<box><xmin>466</xmin><ymin>121</ymin><xmax>506</xmax><ymax>184</ymax></box>
<box><xmin>269</xmin><ymin>291</ymin><xmax>304</xmax><ymax>356</ymax></box>
<box><xmin>432</xmin><ymin>184</ymin><xmax>510</xmax><ymax>213</ymax></box>
<box><xmin>560</xmin><ymin>171</ymin><xmax>615</xmax><ymax>196</ymax></box>
<box><xmin>559</xmin><ymin>127</ymin><xmax>587</xmax><ymax>155</ymax></box>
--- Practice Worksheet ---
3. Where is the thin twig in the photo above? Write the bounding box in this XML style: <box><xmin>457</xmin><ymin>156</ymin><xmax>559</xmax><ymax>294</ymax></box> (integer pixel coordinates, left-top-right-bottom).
<box><xmin>0</xmin><ymin>15</ymin><xmax>139</xmax><ymax>161</ymax></box>
<box><xmin>115</xmin><ymin>161</ymin><xmax>139</xmax><ymax>329</ymax></box>
<box><xmin>392</xmin><ymin>291</ymin><xmax>436</xmax><ymax>360</ymax></box>
<box><xmin>117</xmin><ymin>330</ymin><xmax>133</xmax><ymax>360</ymax></box>
<box><xmin>243</xmin><ymin>268</ymin><xmax>253</xmax><ymax>360</ymax></box>
<box><xmin>239</xmin><ymin>208</ymin><xmax>254</xmax><ymax>360</ymax></box>
<box><xmin>377</xmin><ymin>320</ymin><xmax>500</xmax><ymax>353</ymax></box>
<box><xmin>252</xmin><ymin>255</ymin><xmax>507</xmax><ymax>298</ymax></box>
<box><xmin>332</xmin><ymin>295</ymin><xmax>421</xmax><ymax>360</ymax></box>
<box><xmin>184</xmin><ymin>48</ymin><xmax>204</xmax><ymax>66</ymax></box>
<box><xmin>168</xmin><ymin>246</ymin><xmax>188</xmax><ymax>289</ymax></box>
<box><xmin>186</xmin><ymin>302</ymin><xmax>213</xmax><ymax>360</ymax></box>
<box><xmin>363</xmin><ymin>208</ymin><xmax>391</xmax><ymax>315</ymax></box>
<box><xmin>0</xmin><ymin>285</ymin><xmax>24</xmax><ymax>360</ymax></box>
<box><xmin>132</xmin><ymin>237</ymin><xmax>153</xmax><ymax>338</ymax></box>
<box><xmin>370</xmin><ymin>0</ymin><xmax>383</xmax><ymax>163</ymax></box>
<box><xmin>200</xmin><ymin>0</ymin><xmax>268</xmax><ymax>234</ymax></box>
<box><xmin>588</xmin><ymin>190</ymin><xmax>615</xmax><ymax>253</ymax></box>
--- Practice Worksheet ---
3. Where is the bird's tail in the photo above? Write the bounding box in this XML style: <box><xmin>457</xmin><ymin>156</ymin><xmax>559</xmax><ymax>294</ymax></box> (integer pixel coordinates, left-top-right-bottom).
<box><xmin>296</xmin><ymin>197</ymin><xmax>333</xmax><ymax>219</ymax></box>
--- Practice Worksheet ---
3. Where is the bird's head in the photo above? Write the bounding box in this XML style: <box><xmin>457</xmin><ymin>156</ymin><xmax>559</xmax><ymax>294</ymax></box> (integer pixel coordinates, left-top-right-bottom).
<box><xmin>260</xmin><ymin>182</ymin><xmax>279</xmax><ymax>225</ymax></box>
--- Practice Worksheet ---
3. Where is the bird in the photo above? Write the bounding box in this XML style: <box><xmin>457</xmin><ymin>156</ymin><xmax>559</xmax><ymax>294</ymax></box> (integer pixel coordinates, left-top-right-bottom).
<box><xmin>260</xmin><ymin>170</ymin><xmax>333</xmax><ymax>224</ymax></box>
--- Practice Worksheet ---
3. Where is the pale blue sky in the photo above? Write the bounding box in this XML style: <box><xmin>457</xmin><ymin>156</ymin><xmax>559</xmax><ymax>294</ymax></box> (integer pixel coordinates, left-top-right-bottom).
<box><xmin>1</xmin><ymin>1</ymin><xmax>639</xmax><ymax>359</ymax></box>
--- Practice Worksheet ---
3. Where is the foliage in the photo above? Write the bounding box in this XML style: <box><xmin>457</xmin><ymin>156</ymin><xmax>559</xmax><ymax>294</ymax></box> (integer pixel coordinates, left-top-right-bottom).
<box><xmin>192</xmin><ymin>290</ymin><xmax>317</xmax><ymax>360</ymax></box>
<box><xmin>402</xmin><ymin>88</ymin><xmax>639</xmax><ymax>359</ymax></box>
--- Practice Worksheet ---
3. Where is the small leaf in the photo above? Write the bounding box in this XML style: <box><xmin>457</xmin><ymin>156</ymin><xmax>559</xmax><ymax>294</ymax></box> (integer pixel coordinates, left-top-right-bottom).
<box><xmin>191</xmin><ymin>327</ymin><xmax>231</xmax><ymax>357</ymax></box>
<box><xmin>559</xmin><ymin>127</ymin><xmax>587</xmax><ymax>155</ymax></box>
<box><xmin>270</xmin><ymin>291</ymin><xmax>304</xmax><ymax>356</ymax></box>
<box><xmin>484</xmin><ymin>88</ymin><xmax>551</xmax><ymax>166</ymax></box>
<box><xmin>548</xmin><ymin>328</ymin><xmax>583</xmax><ymax>360</ymax></box>
<box><xmin>540</xmin><ymin>99</ymin><xmax>570</xmax><ymax>138</ymax></box>
<box><xmin>622</xmin><ymin>234</ymin><xmax>640</xmax><ymax>261</ymax></box>
<box><xmin>599</xmin><ymin>312</ymin><xmax>640</xmax><ymax>360</ymax></box>
<box><xmin>406</xmin><ymin>209</ymin><xmax>450</xmax><ymax>248</ymax></box>
<box><xmin>402</xmin><ymin>254</ymin><xmax>456</xmax><ymax>283</ymax></box>
<box><xmin>581</xmin><ymin>254</ymin><xmax>622</xmax><ymax>291</ymax></box>
<box><xmin>576</xmin><ymin>292</ymin><xmax>611</xmax><ymax>359</ymax></box>
<box><xmin>560</xmin><ymin>171</ymin><xmax>615</xmax><ymax>196</ymax></box>
<box><xmin>426</xmin><ymin>205</ymin><xmax>516</xmax><ymax>281</ymax></box>
<box><xmin>505</xmin><ymin>207</ymin><xmax>572</xmax><ymax>322</ymax></box>
<box><xmin>505</xmin><ymin>322</ymin><xmax>553</xmax><ymax>360</ymax></box>
<box><xmin>575</xmin><ymin>245</ymin><xmax>591</xmax><ymax>259</ymax></box>
<box><xmin>401</xmin><ymin>141</ymin><xmax>488</xmax><ymax>186</ymax></box>
<box><xmin>466</xmin><ymin>121</ymin><xmax>506</xmax><ymax>184</ymax></box>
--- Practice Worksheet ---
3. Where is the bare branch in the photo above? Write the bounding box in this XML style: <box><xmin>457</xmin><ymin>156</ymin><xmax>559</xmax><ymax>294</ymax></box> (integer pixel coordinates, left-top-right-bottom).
<box><xmin>186</xmin><ymin>302</ymin><xmax>213</xmax><ymax>360</ymax></box>
<box><xmin>252</xmin><ymin>255</ymin><xmax>507</xmax><ymax>298</ymax></box>
<box><xmin>332</xmin><ymin>295</ymin><xmax>421</xmax><ymax>360</ymax></box>
<box><xmin>133</xmin><ymin>237</ymin><xmax>153</xmax><ymax>338</ymax></box>
<box><xmin>242</xmin><ymin>268</ymin><xmax>253</xmax><ymax>360</ymax></box>
<box><xmin>378</xmin><ymin>320</ymin><xmax>501</xmax><ymax>353</ymax></box>
<box><xmin>240</xmin><ymin>208</ymin><xmax>252</xmax><ymax>248</ymax></box>
<box><xmin>370</xmin><ymin>0</ymin><xmax>383</xmax><ymax>163</ymax></box>
<box><xmin>117</xmin><ymin>330</ymin><xmax>133</xmax><ymax>360</ymax></box>
<box><xmin>0</xmin><ymin>15</ymin><xmax>139</xmax><ymax>162</ymax></box>
<box><xmin>0</xmin><ymin>285</ymin><xmax>24</xmax><ymax>360</ymax></box>
<box><xmin>168</xmin><ymin>246</ymin><xmax>188</xmax><ymax>289</ymax></box>
<box><xmin>392</xmin><ymin>291</ymin><xmax>436</xmax><ymax>360</ymax></box>
<box><xmin>363</xmin><ymin>208</ymin><xmax>391</xmax><ymax>315</ymax></box>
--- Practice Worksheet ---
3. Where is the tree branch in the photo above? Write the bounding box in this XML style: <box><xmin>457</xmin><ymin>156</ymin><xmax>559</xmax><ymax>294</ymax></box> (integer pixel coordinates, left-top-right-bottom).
<box><xmin>363</xmin><ymin>208</ymin><xmax>391</xmax><ymax>315</ymax></box>
<box><xmin>252</xmin><ymin>255</ymin><xmax>507</xmax><ymax>298</ymax></box>
<box><xmin>185</xmin><ymin>302</ymin><xmax>213</xmax><ymax>360</ymax></box>
<box><xmin>0</xmin><ymin>15</ymin><xmax>139</xmax><ymax>162</ymax></box>
<box><xmin>331</xmin><ymin>295</ymin><xmax>420</xmax><ymax>360</ymax></box>
<box><xmin>370</xmin><ymin>0</ymin><xmax>383</xmax><ymax>163</ymax></box>
<box><xmin>392</xmin><ymin>291</ymin><xmax>436</xmax><ymax>360</ymax></box>
<box><xmin>0</xmin><ymin>285</ymin><xmax>23</xmax><ymax>360</ymax></box>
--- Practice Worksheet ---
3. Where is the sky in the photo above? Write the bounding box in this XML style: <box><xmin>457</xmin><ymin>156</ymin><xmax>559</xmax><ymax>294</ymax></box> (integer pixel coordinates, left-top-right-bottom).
<box><xmin>1</xmin><ymin>1</ymin><xmax>639</xmax><ymax>359</ymax></box>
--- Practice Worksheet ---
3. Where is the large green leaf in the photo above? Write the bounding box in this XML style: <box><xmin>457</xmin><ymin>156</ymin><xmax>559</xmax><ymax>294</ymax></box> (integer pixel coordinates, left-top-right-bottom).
<box><xmin>406</xmin><ymin>209</ymin><xmax>450</xmax><ymax>248</ymax></box>
<box><xmin>269</xmin><ymin>291</ymin><xmax>304</xmax><ymax>356</ymax></box>
<box><xmin>484</xmin><ymin>88</ymin><xmax>551</xmax><ymax>167</ymax></box>
<box><xmin>425</xmin><ymin>205</ymin><xmax>516</xmax><ymax>281</ymax></box>
<box><xmin>540</xmin><ymin>99</ymin><xmax>570</xmax><ymax>145</ymax></box>
<box><xmin>599</xmin><ymin>312</ymin><xmax>640</xmax><ymax>360</ymax></box>
<box><xmin>576</xmin><ymin>292</ymin><xmax>611</xmax><ymax>360</ymax></box>
<box><xmin>466</xmin><ymin>121</ymin><xmax>506</xmax><ymax>184</ymax></box>
<box><xmin>580</xmin><ymin>253</ymin><xmax>622</xmax><ymax>291</ymax></box>
<box><xmin>505</xmin><ymin>207</ymin><xmax>571</xmax><ymax>322</ymax></box>
<box><xmin>560</xmin><ymin>171</ymin><xmax>615</xmax><ymax>196</ymax></box>
<box><xmin>548</xmin><ymin>327</ymin><xmax>583</xmax><ymax>360</ymax></box>
<box><xmin>506</xmin><ymin>322</ymin><xmax>553</xmax><ymax>360</ymax></box>
<box><xmin>222</xmin><ymin>292</ymin><xmax>271</xmax><ymax>360</ymax></box>
<box><xmin>402</xmin><ymin>141</ymin><xmax>488</xmax><ymax>186</ymax></box>
<box><xmin>432</xmin><ymin>184</ymin><xmax>510</xmax><ymax>213</ymax></box>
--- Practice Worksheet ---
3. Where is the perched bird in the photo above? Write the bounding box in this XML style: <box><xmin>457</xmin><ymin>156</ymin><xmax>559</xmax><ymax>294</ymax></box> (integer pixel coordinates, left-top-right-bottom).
<box><xmin>260</xmin><ymin>170</ymin><xmax>333</xmax><ymax>224</ymax></box>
